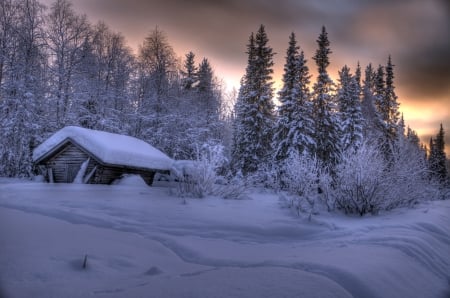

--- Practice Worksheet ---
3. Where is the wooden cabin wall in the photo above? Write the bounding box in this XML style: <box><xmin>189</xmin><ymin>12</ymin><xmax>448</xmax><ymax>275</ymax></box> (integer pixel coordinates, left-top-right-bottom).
<box><xmin>44</xmin><ymin>143</ymin><xmax>99</xmax><ymax>183</ymax></box>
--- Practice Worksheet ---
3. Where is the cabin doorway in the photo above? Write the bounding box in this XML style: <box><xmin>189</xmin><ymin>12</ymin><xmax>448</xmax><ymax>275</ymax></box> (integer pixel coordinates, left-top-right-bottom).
<box><xmin>65</xmin><ymin>164</ymin><xmax>81</xmax><ymax>183</ymax></box>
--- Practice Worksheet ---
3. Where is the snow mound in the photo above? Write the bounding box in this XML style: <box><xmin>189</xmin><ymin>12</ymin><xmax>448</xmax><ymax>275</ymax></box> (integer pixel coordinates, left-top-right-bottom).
<box><xmin>112</xmin><ymin>174</ymin><xmax>148</xmax><ymax>187</ymax></box>
<box><xmin>33</xmin><ymin>126</ymin><xmax>173</xmax><ymax>171</ymax></box>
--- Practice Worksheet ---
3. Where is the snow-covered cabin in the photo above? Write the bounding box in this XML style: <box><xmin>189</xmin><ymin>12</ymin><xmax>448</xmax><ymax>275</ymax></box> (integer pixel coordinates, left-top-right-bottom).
<box><xmin>33</xmin><ymin>126</ymin><xmax>173</xmax><ymax>185</ymax></box>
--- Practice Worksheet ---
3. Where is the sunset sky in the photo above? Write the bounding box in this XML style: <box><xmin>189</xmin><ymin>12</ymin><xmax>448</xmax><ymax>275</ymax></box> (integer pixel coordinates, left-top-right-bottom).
<box><xmin>42</xmin><ymin>0</ymin><xmax>450</xmax><ymax>153</ymax></box>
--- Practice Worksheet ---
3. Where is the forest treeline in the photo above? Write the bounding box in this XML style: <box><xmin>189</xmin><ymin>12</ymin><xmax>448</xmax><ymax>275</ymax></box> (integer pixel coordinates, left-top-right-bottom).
<box><xmin>0</xmin><ymin>0</ymin><xmax>448</xmax><ymax>214</ymax></box>
<box><xmin>0</xmin><ymin>0</ymin><xmax>230</xmax><ymax>176</ymax></box>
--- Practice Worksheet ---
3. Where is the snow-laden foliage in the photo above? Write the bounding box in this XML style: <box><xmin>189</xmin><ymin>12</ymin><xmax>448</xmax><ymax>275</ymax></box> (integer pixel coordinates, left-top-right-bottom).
<box><xmin>0</xmin><ymin>4</ymin><xmax>447</xmax><ymax>217</ymax></box>
<box><xmin>383</xmin><ymin>139</ymin><xmax>438</xmax><ymax>209</ymax></box>
<box><xmin>337</xmin><ymin>65</ymin><xmax>363</xmax><ymax>151</ymax></box>
<box><xmin>371</xmin><ymin>57</ymin><xmax>401</xmax><ymax>157</ymax></box>
<box><xmin>174</xmin><ymin>143</ymin><xmax>224</xmax><ymax>198</ymax></box>
<box><xmin>335</xmin><ymin>140</ymin><xmax>440</xmax><ymax>216</ymax></box>
<box><xmin>232</xmin><ymin>25</ymin><xmax>275</xmax><ymax>175</ymax></box>
<box><xmin>334</xmin><ymin>142</ymin><xmax>386</xmax><ymax>215</ymax></box>
<box><xmin>174</xmin><ymin>143</ymin><xmax>246</xmax><ymax>199</ymax></box>
<box><xmin>272</xmin><ymin>33</ymin><xmax>315</xmax><ymax>162</ymax></box>
<box><xmin>312</xmin><ymin>26</ymin><xmax>341</xmax><ymax>165</ymax></box>
<box><xmin>278</xmin><ymin>152</ymin><xmax>332</xmax><ymax>217</ymax></box>
<box><xmin>0</xmin><ymin>2</ymin><xmax>230</xmax><ymax>177</ymax></box>
<box><xmin>181</xmin><ymin>51</ymin><xmax>197</xmax><ymax>90</ymax></box>
<box><xmin>429</xmin><ymin>124</ymin><xmax>448</xmax><ymax>184</ymax></box>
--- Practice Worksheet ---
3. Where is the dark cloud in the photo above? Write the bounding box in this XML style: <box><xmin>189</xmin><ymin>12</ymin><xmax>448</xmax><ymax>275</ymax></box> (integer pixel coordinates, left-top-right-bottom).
<box><xmin>399</xmin><ymin>41</ymin><xmax>450</xmax><ymax>99</ymax></box>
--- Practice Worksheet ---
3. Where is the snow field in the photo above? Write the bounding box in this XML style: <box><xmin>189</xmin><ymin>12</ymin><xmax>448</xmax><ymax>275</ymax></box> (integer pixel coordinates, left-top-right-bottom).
<box><xmin>0</xmin><ymin>180</ymin><xmax>449</xmax><ymax>298</ymax></box>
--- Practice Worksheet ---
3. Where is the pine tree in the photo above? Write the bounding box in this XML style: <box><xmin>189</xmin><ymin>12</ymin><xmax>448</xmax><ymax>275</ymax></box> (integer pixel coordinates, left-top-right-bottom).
<box><xmin>361</xmin><ymin>63</ymin><xmax>384</xmax><ymax>145</ymax></box>
<box><xmin>384</xmin><ymin>56</ymin><xmax>400</xmax><ymax>139</ymax></box>
<box><xmin>374</xmin><ymin>64</ymin><xmax>385</xmax><ymax>113</ymax></box>
<box><xmin>373</xmin><ymin>57</ymin><xmax>401</xmax><ymax>157</ymax></box>
<box><xmin>312</xmin><ymin>26</ymin><xmax>340</xmax><ymax>165</ymax></box>
<box><xmin>398</xmin><ymin>113</ymin><xmax>405</xmax><ymax>138</ymax></box>
<box><xmin>406</xmin><ymin>126</ymin><xmax>420</xmax><ymax>148</ymax></box>
<box><xmin>363</xmin><ymin>63</ymin><xmax>376</xmax><ymax>94</ymax></box>
<box><xmin>337</xmin><ymin>65</ymin><xmax>363</xmax><ymax>151</ymax></box>
<box><xmin>196</xmin><ymin>57</ymin><xmax>221</xmax><ymax>139</ymax></box>
<box><xmin>429</xmin><ymin>124</ymin><xmax>448</xmax><ymax>183</ymax></box>
<box><xmin>232</xmin><ymin>25</ymin><xmax>275</xmax><ymax>174</ymax></box>
<box><xmin>197</xmin><ymin>58</ymin><xmax>213</xmax><ymax>97</ymax></box>
<box><xmin>355</xmin><ymin>62</ymin><xmax>362</xmax><ymax>97</ymax></box>
<box><xmin>182</xmin><ymin>51</ymin><xmax>197</xmax><ymax>90</ymax></box>
<box><xmin>272</xmin><ymin>32</ymin><xmax>314</xmax><ymax>162</ymax></box>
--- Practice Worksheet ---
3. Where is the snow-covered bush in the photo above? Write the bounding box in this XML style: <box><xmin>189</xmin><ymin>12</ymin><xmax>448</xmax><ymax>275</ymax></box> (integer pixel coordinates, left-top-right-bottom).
<box><xmin>173</xmin><ymin>142</ymin><xmax>247</xmax><ymax>199</ymax></box>
<box><xmin>334</xmin><ymin>140</ymin><xmax>438</xmax><ymax>215</ymax></box>
<box><xmin>334</xmin><ymin>142</ymin><xmax>386</xmax><ymax>215</ymax></box>
<box><xmin>245</xmin><ymin>162</ymin><xmax>281</xmax><ymax>190</ymax></box>
<box><xmin>279</xmin><ymin>152</ymin><xmax>331</xmax><ymax>216</ymax></box>
<box><xmin>173</xmin><ymin>143</ymin><xmax>223</xmax><ymax>198</ymax></box>
<box><xmin>215</xmin><ymin>171</ymin><xmax>248</xmax><ymax>200</ymax></box>
<box><xmin>173</xmin><ymin>143</ymin><xmax>248</xmax><ymax>199</ymax></box>
<box><xmin>383</xmin><ymin>140</ymin><xmax>439</xmax><ymax>209</ymax></box>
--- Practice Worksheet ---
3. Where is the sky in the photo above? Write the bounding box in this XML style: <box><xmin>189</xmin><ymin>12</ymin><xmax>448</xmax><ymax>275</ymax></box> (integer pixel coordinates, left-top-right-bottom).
<box><xmin>42</xmin><ymin>0</ymin><xmax>450</xmax><ymax>154</ymax></box>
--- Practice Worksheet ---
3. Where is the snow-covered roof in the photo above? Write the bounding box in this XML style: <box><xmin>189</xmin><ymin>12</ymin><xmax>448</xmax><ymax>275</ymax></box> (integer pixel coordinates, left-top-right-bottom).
<box><xmin>33</xmin><ymin>126</ymin><xmax>173</xmax><ymax>171</ymax></box>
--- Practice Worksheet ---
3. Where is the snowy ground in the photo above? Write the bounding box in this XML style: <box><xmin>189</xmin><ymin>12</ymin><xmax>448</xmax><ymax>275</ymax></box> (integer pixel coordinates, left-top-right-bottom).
<box><xmin>0</xmin><ymin>178</ymin><xmax>449</xmax><ymax>298</ymax></box>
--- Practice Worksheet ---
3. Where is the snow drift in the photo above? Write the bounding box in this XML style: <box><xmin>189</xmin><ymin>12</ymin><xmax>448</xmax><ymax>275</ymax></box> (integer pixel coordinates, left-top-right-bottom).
<box><xmin>0</xmin><ymin>180</ymin><xmax>449</xmax><ymax>298</ymax></box>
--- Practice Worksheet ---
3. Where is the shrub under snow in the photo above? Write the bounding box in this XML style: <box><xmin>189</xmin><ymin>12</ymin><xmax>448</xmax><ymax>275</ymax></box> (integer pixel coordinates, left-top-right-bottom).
<box><xmin>279</xmin><ymin>152</ymin><xmax>332</xmax><ymax>217</ymax></box>
<box><xmin>173</xmin><ymin>143</ymin><xmax>246</xmax><ymax>199</ymax></box>
<box><xmin>334</xmin><ymin>142</ymin><xmax>386</xmax><ymax>215</ymax></box>
<box><xmin>334</xmin><ymin>141</ymin><xmax>440</xmax><ymax>216</ymax></box>
<box><xmin>382</xmin><ymin>140</ymin><xmax>439</xmax><ymax>209</ymax></box>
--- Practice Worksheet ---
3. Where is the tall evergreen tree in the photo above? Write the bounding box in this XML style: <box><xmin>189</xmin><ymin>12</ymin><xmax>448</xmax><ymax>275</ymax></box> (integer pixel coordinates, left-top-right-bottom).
<box><xmin>374</xmin><ymin>64</ymin><xmax>385</xmax><ymax>108</ymax></box>
<box><xmin>384</xmin><ymin>55</ymin><xmax>400</xmax><ymax>139</ymax></box>
<box><xmin>272</xmin><ymin>32</ymin><xmax>314</xmax><ymax>162</ymax></box>
<box><xmin>197</xmin><ymin>58</ymin><xmax>213</xmax><ymax>99</ymax></box>
<box><xmin>363</xmin><ymin>63</ymin><xmax>376</xmax><ymax>94</ymax></box>
<box><xmin>355</xmin><ymin>62</ymin><xmax>362</xmax><ymax>97</ymax></box>
<box><xmin>337</xmin><ymin>65</ymin><xmax>363</xmax><ymax>151</ymax></box>
<box><xmin>406</xmin><ymin>126</ymin><xmax>420</xmax><ymax>148</ymax></box>
<box><xmin>429</xmin><ymin>124</ymin><xmax>448</xmax><ymax>183</ymax></box>
<box><xmin>197</xmin><ymin>57</ymin><xmax>222</xmax><ymax>139</ymax></box>
<box><xmin>373</xmin><ymin>57</ymin><xmax>401</xmax><ymax>157</ymax></box>
<box><xmin>361</xmin><ymin>63</ymin><xmax>384</xmax><ymax>145</ymax></box>
<box><xmin>398</xmin><ymin>113</ymin><xmax>405</xmax><ymax>138</ymax></box>
<box><xmin>232</xmin><ymin>25</ymin><xmax>275</xmax><ymax>174</ymax></box>
<box><xmin>181</xmin><ymin>51</ymin><xmax>197</xmax><ymax>90</ymax></box>
<box><xmin>312</xmin><ymin>26</ymin><xmax>340</xmax><ymax>165</ymax></box>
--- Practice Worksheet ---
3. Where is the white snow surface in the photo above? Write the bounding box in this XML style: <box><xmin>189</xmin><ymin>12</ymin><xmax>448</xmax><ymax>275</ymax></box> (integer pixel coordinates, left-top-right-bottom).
<box><xmin>1</xmin><ymin>179</ymin><xmax>450</xmax><ymax>298</ymax></box>
<box><xmin>32</xmin><ymin>126</ymin><xmax>173</xmax><ymax>171</ymax></box>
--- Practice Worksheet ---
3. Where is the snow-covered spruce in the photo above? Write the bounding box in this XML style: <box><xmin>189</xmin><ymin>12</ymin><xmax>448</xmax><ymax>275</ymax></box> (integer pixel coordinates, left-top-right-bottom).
<box><xmin>232</xmin><ymin>25</ymin><xmax>275</xmax><ymax>175</ymax></box>
<box><xmin>272</xmin><ymin>32</ymin><xmax>315</xmax><ymax>163</ymax></box>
